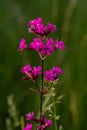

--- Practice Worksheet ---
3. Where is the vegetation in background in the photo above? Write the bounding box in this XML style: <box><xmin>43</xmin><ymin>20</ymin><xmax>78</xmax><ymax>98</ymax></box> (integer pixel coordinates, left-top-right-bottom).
<box><xmin>0</xmin><ymin>0</ymin><xmax>87</xmax><ymax>130</ymax></box>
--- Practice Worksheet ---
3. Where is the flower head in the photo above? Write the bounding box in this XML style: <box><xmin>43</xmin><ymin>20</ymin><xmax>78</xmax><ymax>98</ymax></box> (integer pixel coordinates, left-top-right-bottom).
<box><xmin>24</xmin><ymin>123</ymin><xmax>32</xmax><ymax>130</ymax></box>
<box><xmin>21</xmin><ymin>64</ymin><xmax>31</xmax><ymax>74</ymax></box>
<box><xmin>21</xmin><ymin>64</ymin><xmax>42</xmax><ymax>81</ymax></box>
<box><xmin>44</xmin><ymin>22</ymin><xmax>57</xmax><ymax>35</ymax></box>
<box><xmin>32</xmin><ymin>66</ymin><xmax>42</xmax><ymax>76</ymax></box>
<box><xmin>26</xmin><ymin>112</ymin><xmax>34</xmax><ymax>121</ymax></box>
<box><xmin>45</xmin><ymin>119</ymin><xmax>53</xmax><ymax>127</ymax></box>
<box><xmin>28</xmin><ymin>38</ymin><xmax>56</xmax><ymax>59</ymax></box>
<box><xmin>56</xmin><ymin>39</ymin><xmax>66</xmax><ymax>50</ymax></box>
<box><xmin>28</xmin><ymin>17</ymin><xmax>57</xmax><ymax>36</ymax></box>
<box><xmin>44</xmin><ymin>38</ymin><xmax>56</xmax><ymax>55</ymax></box>
<box><xmin>18</xmin><ymin>38</ymin><xmax>26</xmax><ymax>51</ymax></box>
<box><xmin>29</xmin><ymin>38</ymin><xmax>44</xmax><ymax>51</ymax></box>
<box><xmin>26</xmin><ymin>37</ymin><xmax>65</xmax><ymax>60</ymax></box>
<box><xmin>44</xmin><ymin>66</ymin><xmax>63</xmax><ymax>82</ymax></box>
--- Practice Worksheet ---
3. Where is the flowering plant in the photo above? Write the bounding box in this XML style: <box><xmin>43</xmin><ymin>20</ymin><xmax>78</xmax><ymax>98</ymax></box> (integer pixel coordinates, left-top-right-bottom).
<box><xmin>18</xmin><ymin>17</ymin><xmax>65</xmax><ymax>130</ymax></box>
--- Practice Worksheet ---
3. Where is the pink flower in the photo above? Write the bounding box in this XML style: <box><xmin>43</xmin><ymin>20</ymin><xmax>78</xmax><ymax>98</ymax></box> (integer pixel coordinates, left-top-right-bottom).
<box><xmin>21</xmin><ymin>64</ymin><xmax>31</xmax><ymax>74</ymax></box>
<box><xmin>18</xmin><ymin>38</ymin><xmax>26</xmax><ymax>51</ymax></box>
<box><xmin>29</xmin><ymin>38</ymin><xmax>44</xmax><ymax>51</ymax></box>
<box><xmin>27</xmin><ymin>37</ymin><xmax>65</xmax><ymax>59</ymax></box>
<box><xmin>29</xmin><ymin>38</ymin><xmax>56</xmax><ymax>59</ymax></box>
<box><xmin>56</xmin><ymin>39</ymin><xmax>66</xmax><ymax>50</ymax></box>
<box><xmin>44</xmin><ymin>38</ymin><xmax>56</xmax><ymax>55</ymax></box>
<box><xmin>44</xmin><ymin>22</ymin><xmax>57</xmax><ymax>35</ymax></box>
<box><xmin>28</xmin><ymin>17</ymin><xmax>57</xmax><ymax>36</ymax></box>
<box><xmin>32</xmin><ymin>66</ymin><xmax>42</xmax><ymax>76</ymax></box>
<box><xmin>18</xmin><ymin>18</ymin><xmax>65</xmax><ymax>59</ymax></box>
<box><xmin>45</xmin><ymin>119</ymin><xmax>53</xmax><ymax>127</ymax></box>
<box><xmin>21</xmin><ymin>64</ymin><xmax>42</xmax><ymax>80</ymax></box>
<box><xmin>18</xmin><ymin>38</ymin><xmax>65</xmax><ymax>59</ymax></box>
<box><xmin>44</xmin><ymin>66</ymin><xmax>63</xmax><ymax>82</ymax></box>
<box><xmin>26</xmin><ymin>112</ymin><xmax>34</xmax><ymax>121</ymax></box>
<box><xmin>52</xmin><ymin>66</ymin><xmax>63</xmax><ymax>74</ymax></box>
<box><xmin>24</xmin><ymin>123</ymin><xmax>32</xmax><ymax>130</ymax></box>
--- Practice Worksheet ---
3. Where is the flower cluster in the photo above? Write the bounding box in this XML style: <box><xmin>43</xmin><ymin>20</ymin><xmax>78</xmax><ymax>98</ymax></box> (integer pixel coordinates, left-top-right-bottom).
<box><xmin>24</xmin><ymin>112</ymin><xmax>53</xmax><ymax>130</ymax></box>
<box><xmin>18</xmin><ymin>37</ymin><xmax>65</xmax><ymax>59</ymax></box>
<box><xmin>44</xmin><ymin>66</ymin><xmax>63</xmax><ymax>82</ymax></box>
<box><xmin>28</xmin><ymin>17</ymin><xmax>57</xmax><ymax>36</ymax></box>
<box><xmin>21</xmin><ymin>64</ymin><xmax>42</xmax><ymax>81</ymax></box>
<box><xmin>29</xmin><ymin>38</ymin><xmax>65</xmax><ymax>58</ymax></box>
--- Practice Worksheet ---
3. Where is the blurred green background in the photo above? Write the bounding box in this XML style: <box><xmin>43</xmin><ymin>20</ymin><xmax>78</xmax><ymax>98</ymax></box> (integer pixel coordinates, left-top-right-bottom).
<box><xmin>0</xmin><ymin>0</ymin><xmax>87</xmax><ymax>130</ymax></box>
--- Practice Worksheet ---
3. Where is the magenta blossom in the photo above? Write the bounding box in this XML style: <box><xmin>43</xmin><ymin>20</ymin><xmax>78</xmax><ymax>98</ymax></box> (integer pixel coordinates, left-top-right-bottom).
<box><xmin>18</xmin><ymin>38</ymin><xmax>65</xmax><ymax>60</ymax></box>
<box><xmin>21</xmin><ymin>64</ymin><xmax>31</xmax><ymax>74</ymax></box>
<box><xmin>46</xmin><ymin>22</ymin><xmax>57</xmax><ymax>33</ymax></box>
<box><xmin>44</xmin><ymin>66</ymin><xmax>63</xmax><ymax>82</ymax></box>
<box><xmin>32</xmin><ymin>66</ymin><xmax>42</xmax><ymax>76</ymax></box>
<box><xmin>18</xmin><ymin>38</ymin><xmax>26</xmax><ymax>51</ymax></box>
<box><xmin>56</xmin><ymin>39</ymin><xmax>66</xmax><ymax>50</ymax></box>
<box><xmin>29</xmin><ymin>38</ymin><xmax>44</xmax><ymax>51</ymax></box>
<box><xmin>24</xmin><ymin>123</ymin><xmax>32</xmax><ymax>130</ymax></box>
<box><xmin>28</xmin><ymin>17</ymin><xmax>57</xmax><ymax>36</ymax></box>
<box><xmin>45</xmin><ymin>119</ymin><xmax>53</xmax><ymax>127</ymax></box>
<box><xmin>26</xmin><ymin>38</ymin><xmax>65</xmax><ymax>59</ymax></box>
<box><xmin>26</xmin><ymin>112</ymin><xmax>34</xmax><ymax>121</ymax></box>
<box><xmin>28</xmin><ymin>38</ymin><xmax>56</xmax><ymax>59</ymax></box>
<box><xmin>21</xmin><ymin>64</ymin><xmax>42</xmax><ymax>80</ymax></box>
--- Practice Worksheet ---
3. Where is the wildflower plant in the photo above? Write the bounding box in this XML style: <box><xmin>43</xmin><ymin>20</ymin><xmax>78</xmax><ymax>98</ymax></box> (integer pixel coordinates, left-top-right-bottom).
<box><xmin>18</xmin><ymin>17</ymin><xmax>65</xmax><ymax>130</ymax></box>
<box><xmin>6</xmin><ymin>95</ymin><xmax>20</xmax><ymax>130</ymax></box>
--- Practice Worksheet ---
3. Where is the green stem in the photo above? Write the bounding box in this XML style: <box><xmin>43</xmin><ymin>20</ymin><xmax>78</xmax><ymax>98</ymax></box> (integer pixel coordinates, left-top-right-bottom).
<box><xmin>53</xmin><ymin>97</ymin><xmax>57</xmax><ymax>130</ymax></box>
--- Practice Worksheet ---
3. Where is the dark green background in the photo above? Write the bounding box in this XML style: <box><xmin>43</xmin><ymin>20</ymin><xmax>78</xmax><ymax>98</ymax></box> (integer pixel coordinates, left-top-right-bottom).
<box><xmin>0</xmin><ymin>0</ymin><xmax>87</xmax><ymax>130</ymax></box>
